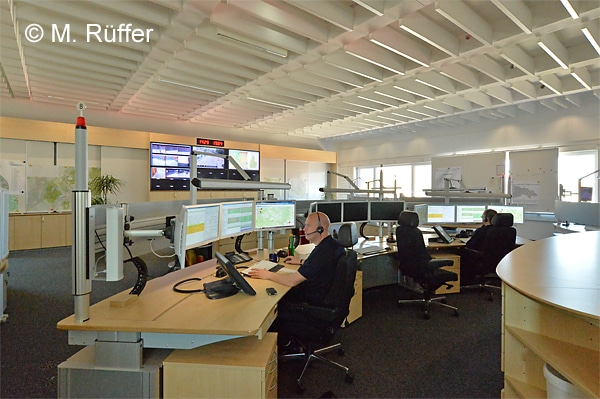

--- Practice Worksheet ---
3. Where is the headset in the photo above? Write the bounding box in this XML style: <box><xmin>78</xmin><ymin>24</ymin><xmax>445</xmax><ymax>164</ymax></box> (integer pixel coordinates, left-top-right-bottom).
<box><xmin>306</xmin><ymin>212</ymin><xmax>325</xmax><ymax>236</ymax></box>
<box><xmin>483</xmin><ymin>209</ymin><xmax>497</xmax><ymax>223</ymax></box>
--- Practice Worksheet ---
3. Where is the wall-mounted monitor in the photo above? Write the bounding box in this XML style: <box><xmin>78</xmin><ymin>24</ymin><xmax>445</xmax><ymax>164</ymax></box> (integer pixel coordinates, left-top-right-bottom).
<box><xmin>254</xmin><ymin>200</ymin><xmax>296</xmax><ymax>231</ymax></box>
<box><xmin>220</xmin><ymin>201</ymin><xmax>254</xmax><ymax>239</ymax></box>
<box><xmin>192</xmin><ymin>146</ymin><xmax>227</xmax><ymax>169</ymax></box>
<box><xmin>369</xmin><ymin>201</ymin><xmax>405</xmax><ymax>222</ymax></box>
<box><xmin>174</xmin><ymin>203</ymin><xmax>221</xmax><ymax>266</ymax></box>
<box><xmin>150</xmin><ymin>142</ymin><xmax>192</xmax><ymax>191</ymax></box>
<box><xmin>342</xmin><ymin>201</ymin><xmax>369</xmax><ymax>222</ymax></box>
<box><xmin>456</xmin><ymin>205</ymin><xmax>487</xmax><ymax>223</ymax></box>
<box><xmin>315</xmin><ymin>202</ymin><xmax>342</xmax><ymax>223</ymax></box>
<box><xmin>426</xmin><ymin>205</ymin><xmax>456</xmax><ymax>224</ymax></box>
<box><xmin>494</xmin><ymin>205</ymin><xmax>525</xmax><ymax>224</ymax></box>
<box><xmin>228</xmin><ymin>149</ymin><xmax>260</xmax><ymax>171</ymax></box>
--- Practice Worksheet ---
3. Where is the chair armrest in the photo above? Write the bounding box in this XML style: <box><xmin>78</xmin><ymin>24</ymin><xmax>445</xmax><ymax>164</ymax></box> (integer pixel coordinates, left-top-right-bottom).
<box><xmin>462</xmin><ymin>247</ymin><xmax>484</xmax><ymax>259</ymax></box>
<box><xmin>288</xmin><ymin>302</ymin><xmax>339</xmax><ymax>322</ymax></box>
<box><xmin>428</xmin><ymin>258</ymin><xmax>453</xmax><ymax>270</ymax></box>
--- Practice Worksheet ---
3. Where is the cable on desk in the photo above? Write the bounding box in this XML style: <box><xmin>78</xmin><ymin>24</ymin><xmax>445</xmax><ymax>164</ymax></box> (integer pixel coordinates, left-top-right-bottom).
<box><xmin>173</xmin><ymin>277</ymin><xmax>204</xmax><ymax>294</ymax></box>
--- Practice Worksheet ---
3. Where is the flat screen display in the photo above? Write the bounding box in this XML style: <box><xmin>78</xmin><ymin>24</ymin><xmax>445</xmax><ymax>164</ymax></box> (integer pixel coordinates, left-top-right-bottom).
<box><xmin>342</xmin><ymin>201</ymin><xmax>369</xmax><ymax>222</ymax></box>
<box><xmin>456</xmin><ymin>205</ymin><xmax>486</xmax><ymax>223</ymax></box>
<box><xmin>174</xmin><ymin>203</ymin><xmax>220</xmax><ymax>266</ymax></box>
<box><xmin>369</xmin><ymin>201</ymin><xmax>405</xmax><ymax>222</ymax></box>
<box><xmin>192</xmin><ymin>146</ymin><xmax>227</xmax><ymax>169</ymax></box>
<box><xmin>315</xmin><ymin>202</ymin><xmax>342</xmax><ymax>223</ymax></box>
<box><xmin>254</xmin><ymin>200</ymin><xmax>296</xmax><ymax>231</ymax></box>
<box><xmin>426</xmin><ymin>205</ymin><xmax>456</xmax><ymax>224</ymax></box>
<box><xmin>228</xmin><ymin>149</ymin><xmax>260</xmax><ymax>171</ymax></box>
<box><xmin>220</xmin><ymin>201</ymin><xmax>254</xmax><ymax>239</ymax></box>
<box><xmin>494</xmin><ymin>206</ymin><xmax>524</xmax><ymax>224</ymax></box>
<box><xmin>150</xmin><ymin>142</ymin><xmax>192</xmax><ymax>191</ymax></box>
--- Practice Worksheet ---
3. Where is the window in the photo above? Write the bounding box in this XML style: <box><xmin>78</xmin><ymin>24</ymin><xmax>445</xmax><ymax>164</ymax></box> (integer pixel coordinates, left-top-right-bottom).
<box><xmin>355</xmin><ymin>163</ymin><xmax>431</xmax><ymax>198</ymax></box>
<box><xmin>558</xmin><ymin>150</ymin><xmax>598</xmax><ymax>202</ymax></box>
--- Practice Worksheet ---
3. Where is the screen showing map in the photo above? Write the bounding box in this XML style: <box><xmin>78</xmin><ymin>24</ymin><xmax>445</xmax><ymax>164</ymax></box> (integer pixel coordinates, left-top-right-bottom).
<box><xmin>228</xmin><ymin>149</ymin><xmax>260</xmax><ymax>171</ymax></box>
<box><xmin>254</xmin><ymin>200</ymin><xmax>296</xmax><ymax>231</ymax></box>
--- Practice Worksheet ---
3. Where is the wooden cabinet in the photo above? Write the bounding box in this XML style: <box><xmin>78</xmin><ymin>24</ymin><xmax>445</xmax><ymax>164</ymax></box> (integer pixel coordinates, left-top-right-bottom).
<box><xmin>9</xmin><ymin>213</ymin><xmax>72</xmax><ymax>250</ymax></box>
<box><xmin>163</xmin><ymin>333</ymin><xmax>278</xmax><ymax>399</ymax></box>
<box><xmin>497</xmin><ymin>233</ymin><xmax>599</xmax><ymax>399</ymax></box>
<box><xmin>432</xmin><ymin>252</ymin><xmax>460</xmax><ymax>294</ymax></box>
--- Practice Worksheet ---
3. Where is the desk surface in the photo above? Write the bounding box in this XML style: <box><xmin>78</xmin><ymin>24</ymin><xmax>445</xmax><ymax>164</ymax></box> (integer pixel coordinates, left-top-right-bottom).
<box><xmin>57</xmin><ymin>259</ymin><xmax>291</xmax><ymax>337</ymax></box>
<box><xmin>497</xmin><ymin>231</ymin><xmax>600</xmax><ymax>320</ymax></box>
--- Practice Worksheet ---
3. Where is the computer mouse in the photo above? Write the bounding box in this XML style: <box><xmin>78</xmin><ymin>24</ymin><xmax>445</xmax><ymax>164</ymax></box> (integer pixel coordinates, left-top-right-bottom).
<box><xmin>277</xmin><ymin>249</ymin><xmax>288</xmax><ymax>258</ymax></box>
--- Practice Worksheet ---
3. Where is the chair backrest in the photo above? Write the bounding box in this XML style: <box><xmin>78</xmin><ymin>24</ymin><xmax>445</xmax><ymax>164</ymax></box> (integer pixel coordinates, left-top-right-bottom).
<box><xmin>480</xmin><ymin>213</ymin><xmax>517</xmax><ymax>271</ymax></box>
<box><xmin>323</xmin><ymin>223</ymin><xmax>358</xmax><ymax>325</ymax></box>
<box><xmin>396</xmin><ymin>211</ymin><xmax>431</xmax><ymax>276</ymax></box>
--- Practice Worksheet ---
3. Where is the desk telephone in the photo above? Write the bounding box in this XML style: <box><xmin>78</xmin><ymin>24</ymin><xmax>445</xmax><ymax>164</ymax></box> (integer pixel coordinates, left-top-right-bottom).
<box><xmin>225</xmin><ymin>251</ymin><xmax>252</xmax><ymax>265</ymax></box>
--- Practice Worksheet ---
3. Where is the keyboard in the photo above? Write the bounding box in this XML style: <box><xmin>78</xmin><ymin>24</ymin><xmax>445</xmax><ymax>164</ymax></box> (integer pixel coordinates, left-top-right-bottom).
<box><xmin>242</xmin><ymin>260</ymin><xmax>283</xmax><ymax>275</ymax></box>
<box><xmin>225</xmin><ymin>251</ymin><xmax>253</xmax><ymax>265</ymax></box>
<box><xmin>355</xmin><ymin>246</ymin><xmax>384</xmax><ymax>255</ymax></box>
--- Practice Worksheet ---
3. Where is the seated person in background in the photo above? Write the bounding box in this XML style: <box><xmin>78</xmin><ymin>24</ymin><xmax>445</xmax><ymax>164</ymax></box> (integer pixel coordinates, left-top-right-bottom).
<box><xmin>460</xmin><ymin>208</ymin><xmax>497</xmax><ymax>284</ymax></box>
<box><xmin>248</xmin><ymin>212</ymin><xmax>344</xmax><ymax>344</ymax></box>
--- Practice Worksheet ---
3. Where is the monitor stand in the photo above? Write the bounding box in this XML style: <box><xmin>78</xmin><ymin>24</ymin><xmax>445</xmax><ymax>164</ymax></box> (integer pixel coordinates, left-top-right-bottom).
<box><xmin>203</xmin><ymin>279</ymin><xmax>239</xmax><ymax>300</ymax></box>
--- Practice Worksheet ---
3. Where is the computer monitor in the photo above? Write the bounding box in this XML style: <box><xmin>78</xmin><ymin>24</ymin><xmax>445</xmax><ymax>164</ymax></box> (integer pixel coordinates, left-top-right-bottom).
<box><xmin>315</xmin><ymin>202</ymin><xmax>342</xmax><ymax>223</ymax></box>
<box><xmin>342</xmin><ymin>201</ymin><xmax>369</xmax><ymax>222</ymax></box>
<box><xmin>228</xmin><ymin>149</ymin><xmax>260</xmax><ymax>171</ymax></box>
<box><xmin>173</xmin><ymin>203</ymin><xmax>221</xmax><ymax>266</ymax></box>
<box><xmin>456</xmin><ymin>205</ymin><xmax>487</xmax><ymax>223</ymax></box>
<box><xmin>494</xmin><ymin>205</ymin><xmax>524</xmax><ymax>224</ymax></box>
<box><xmin>369</xmin><ymin>201</ymin><xmax>405</xmax><ymax>222</ymax></box>
<box><xmin>579</xmin><ymin>187</ymin><xmax>593</xmax><ymax>202</ymax></box>
<box><xmin>192</xmin><ymin>146</ymin><xmax>226</xmax><ymax>169</ymax></box>
<box><xmin>203</xmin><ymin>251</ymin><xmax>257</xmax><ymax>299</ymax></box>
<box><xmin>254</xmin><ymin>200</ymin><xmax>296</xmax><ymax>231</ymax></box>
<box><xmin>413</xmin><ymin>204</ymin><xmax>428</xmax><ymax>226</ymax></box>
<box><xmin>426</xmin><ymin>205</ymin><xmax>456</xmax><ymax>224</ymax></box>
<box><xmin>433</xmin><ymin>225</ymin><xmax>454</xmax><ymax>244</ymax></box>
<box><xmin>220</xmin><ymin>201</ymin><xmax>254</xmax><ymax>239</ymax></box>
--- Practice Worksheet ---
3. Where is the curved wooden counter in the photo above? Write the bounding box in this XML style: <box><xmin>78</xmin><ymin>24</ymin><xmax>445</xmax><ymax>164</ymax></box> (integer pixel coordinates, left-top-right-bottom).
<box><xmin>497</xmin><ymin>231</ymin><xmax>599</xmax><ymax>398</ymax></box>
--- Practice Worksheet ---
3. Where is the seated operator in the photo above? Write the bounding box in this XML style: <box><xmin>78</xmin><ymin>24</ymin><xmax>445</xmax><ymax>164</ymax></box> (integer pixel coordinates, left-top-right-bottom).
<box><xmin>460</xmin><ymin>208</ymin><xmax>497</xmax><ymax>284</ymax></box>
<box><xmin>247</xmin><ymin>211</ymin><xmax>344</xmax><ymax>336</ymax></box>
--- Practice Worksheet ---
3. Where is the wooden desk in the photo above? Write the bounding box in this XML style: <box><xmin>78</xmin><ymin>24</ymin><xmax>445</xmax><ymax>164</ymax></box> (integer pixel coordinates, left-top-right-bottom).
<box><xmin>57</xmin><ymin>259</ymin><xmax>291</xmax><ymax>398</ymax></box>
<box><xmin>497</xmin><ymin>231</ymin><xmax>599</xmax><ymax>399</ymax></box>
<box><xmin>355</xmin><ymin>235</ymin><xmax>464</xmax><ymax>289</ymax></box>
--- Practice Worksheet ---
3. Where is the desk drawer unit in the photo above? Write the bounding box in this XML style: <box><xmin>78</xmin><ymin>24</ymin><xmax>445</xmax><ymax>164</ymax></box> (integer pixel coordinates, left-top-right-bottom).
<box><xmin>163</xmin><ymin>333</ymin><xmax>278</xmax><ymax>399</ymax></box>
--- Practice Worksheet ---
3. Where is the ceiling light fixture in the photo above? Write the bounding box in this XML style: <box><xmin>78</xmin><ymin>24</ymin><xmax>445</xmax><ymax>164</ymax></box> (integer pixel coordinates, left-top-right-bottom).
<box><xmin>344</xmin><ymin>50</ymin><xmax>405</xmax><ymax>75</ymax></box>
<box><xmin>559</xmin><ymin>0</ymin><xmax>579</xmax><ymax>19</ymax></box>
<box><xmin>393</xmin><ymin>85</ymin><xmax>434</xmax><ymax>100</ymax></box>
<box><xmin>570</xmin><ymin>68</ymin><xmax>592</xmax><ymax>90</ymax></box>
<box><xmin>582</xmin><ymin>24</ymin><xmax>600</xmax><ymax>56</ymax></box>
<box><xmin>216</xmin><ymin>31</ymin><xmax>287</xmax><ymax>58</ymax></box>
<box><xmin>369</xmin><ymin>39</ymin><xmax>429</xmax><ymax>67</ymax></box>
<box><xmin>537</xmin><ymin>36</ymin><xmax>569</xmax><ymax>69</ymax></box>
<box><xmin>158</xmin><ymin>78</ymin><xmax>226</xmax><ymax>95</ymax></box>
<box><xmin>247</xmin><ymin>97</ymin><xmax>295</xmax><ymax>109</ymax></box>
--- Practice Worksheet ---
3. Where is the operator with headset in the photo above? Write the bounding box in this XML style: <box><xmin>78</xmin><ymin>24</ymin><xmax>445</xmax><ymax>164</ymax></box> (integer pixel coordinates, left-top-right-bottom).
<box><xmin>460</xmin><ymin>208</ymin><xmax>497</xmax><ymax>285</ymax></box>
<box><xmin>247</xmin><ymin>211</ymin><xmax>344</xmax><ymax>306</ymax></box>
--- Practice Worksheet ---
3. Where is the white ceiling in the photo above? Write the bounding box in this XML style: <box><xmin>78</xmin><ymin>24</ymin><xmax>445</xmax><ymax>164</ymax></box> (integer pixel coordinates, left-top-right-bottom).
<box><xmin>1</xmin><ymin>0</ymin><xmax>599</xmax><ymax>144</ymax></box>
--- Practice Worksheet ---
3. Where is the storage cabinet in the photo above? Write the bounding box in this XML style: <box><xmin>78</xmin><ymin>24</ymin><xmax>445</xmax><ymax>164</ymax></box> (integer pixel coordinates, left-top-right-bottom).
<box><xmin>9</xmin><ymin>213</ymin><xmax>72</xmax><ymax>250</ymax></box>
<box><xmin>163</xmin><ymin>333</ymin><xmax>278</xmax><ymax>399</ymax></box>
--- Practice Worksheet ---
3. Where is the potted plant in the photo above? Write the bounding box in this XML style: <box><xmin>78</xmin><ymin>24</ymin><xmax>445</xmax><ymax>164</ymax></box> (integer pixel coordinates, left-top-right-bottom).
<box><xmin>89</xmin><ymin>174</ymin><xmax>124</xmax><ymax>205</ymax></box>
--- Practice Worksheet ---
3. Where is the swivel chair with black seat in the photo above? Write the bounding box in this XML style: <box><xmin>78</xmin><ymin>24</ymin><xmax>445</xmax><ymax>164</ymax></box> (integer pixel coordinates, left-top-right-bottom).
<box><xmin>278</xmin><ymin>223</ymin><xmax>358</xmax><ymax>393</ymax></box>
<box><xmin>396</xmin><ymin>211</ymin><xmax>459</xmax><ymax>320</ymax></box>
<box><xmin>461</xmin><ymin>213</ymin><xmax>517</xmax><ymax>301</ymax></box>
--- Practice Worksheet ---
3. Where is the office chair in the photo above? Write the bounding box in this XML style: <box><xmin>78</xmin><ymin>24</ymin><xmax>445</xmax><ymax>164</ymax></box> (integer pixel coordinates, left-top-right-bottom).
<box><xmin>461</xmin><ymin>213</ymin><xmax>517</xmax><ymax>301</ymax></box>
<box><xmin>278</xmin><ymin>223</ymin><xmax>358</xmax><ymax>393</ymax></box>
<box><xmin>396</xmin><ymin>211</ymin><xmax>459</xmax><ymax>320</ymax></box>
